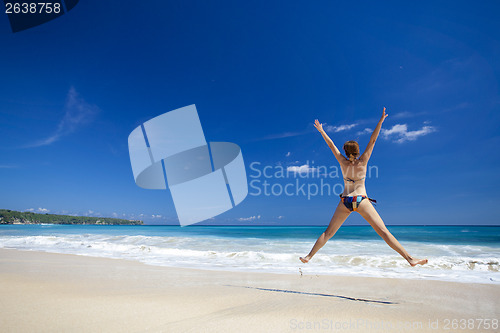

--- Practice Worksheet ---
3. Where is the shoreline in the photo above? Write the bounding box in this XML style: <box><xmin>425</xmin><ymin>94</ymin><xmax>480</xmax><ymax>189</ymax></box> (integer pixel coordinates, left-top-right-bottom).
<box><xmin>1</xmin><ymin>245</ymin><xmax>498</xmax><ymax>286</ymax></box>
<box><xmin>1</xmin><ymin>248</ymin><xmax>499</xmax><ymax>332</ymax></box>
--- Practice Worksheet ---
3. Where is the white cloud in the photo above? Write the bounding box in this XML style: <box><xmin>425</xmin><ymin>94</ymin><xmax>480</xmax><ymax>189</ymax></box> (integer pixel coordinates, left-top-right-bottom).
<box><xmin>324</xmin><ymin>123</ymin><xmax>357</xmax><ymax>133</ymax></box>
<box><xmin>23</xmin><ymin>87</ymin><xmax>100</xmax><ymax>148</ymax></box>
<box><xmin>238</xmin><ymin>215</ymin><xmax>261</xmax><ymax>221</ymax></box>
<box><xmin>287</xmin><ymin>164</ymin><xmax>316</xmax><ymax>174</ymax></box>
<box><xmin>83</xmin><ymin>210</ymin><xmax>101</xmax><ymax>217</ymax></box>
<box><xmin>356</xmin><ymin>128</ymin><xmax>372</xmax><ymax>136</ymax></box>
<box><xmin>277</xmin><ymin>216</ymin><xmax>284</xmax><ymax>219</ymax></box>
<box><xmin>285</xmin><ymin>152</ymin><xmax>291</xmax><ymax>157</ymax></box>
<box><xmin>112</xmin><ymin>212</ymin><xmax>118</xmax><ymax>218</ymax></box>
<box><xmin>27</xmin><ymin>207</ymin><xmax>50</xmax><ymax>213</ymax></box>
<box><xmin>382</xmin><ymin>124</ymin><xmax>436</xmax><ymax>143</ymax></box>
<box><xmin>151</xmin><ymin>214</ymin><xmax>162</xmax><ymax>219</ymax></box>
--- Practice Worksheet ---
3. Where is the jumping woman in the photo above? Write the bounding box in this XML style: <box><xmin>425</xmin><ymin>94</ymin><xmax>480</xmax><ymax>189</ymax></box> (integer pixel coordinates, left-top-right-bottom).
<box><xmin>299</xmin><ymin>107</ymin><xmax>428</xmax><ymax>267</ymax></box>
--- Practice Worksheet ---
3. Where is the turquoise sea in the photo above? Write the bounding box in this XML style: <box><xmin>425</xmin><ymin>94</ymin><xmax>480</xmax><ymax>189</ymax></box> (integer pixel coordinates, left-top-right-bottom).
<box><xmin>1</xmin><ymin>225</ymin><xmax>499</xmax><ymax>284</ymax></box>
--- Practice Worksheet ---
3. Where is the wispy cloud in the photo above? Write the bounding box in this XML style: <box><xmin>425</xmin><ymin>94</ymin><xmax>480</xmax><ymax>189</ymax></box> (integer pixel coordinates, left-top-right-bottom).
<box><xmin>382</xmin><ymin>124</ymin><xmax>436</xmax><ymax>143</ymax></box>
<box><xmin>286</xmin><ymin>164</ymin><xmax>316</xmax><ymax>174</ymax></box>
<box><xmin>83</xmin><ymin>209</ymin><xmax>102</xmax><ymax>217</ymax></box>
<box><xmin>238</xmin><ymin>215</ymin><xmax>261</xmax><ymax>221</ymax></box>
<box><xmin>285</xmin><ymin>152</ymin><xmax>291</xmax><ymax>157</ymax></box>
<box><xmin>324</xmin><ymin>123</ymin><xmax>357</xmax><ymax>133</ymax></box>
<box><xmin>356</xmin><ymin>128</ymin><xmax>372</xmax><ymax>136</ymax></box>
<box><xmin>392</xmin><ymin>111</ymin><xmax>429</xmax><ymax>119</ymax></box>
<box><xmin>251</xmin><ymin>130</ymin><xmax>309</xmax><ymax>142</ymax></box>
<box><xmin>250</xmin><ymin>122</ymin><xmax>358</xmax><ymax>142</ymax></box>
<box><xmin>0</xmin><ymin>164</ymin><xmax>17</xmax><ymax>168</ymax></box>
<box><xmin>441</xmin><ymin>102</ymin><xmax>471</xmax><ymax>113</ymax></box>
<box><xmin>22</xmin><ymin>87</ymin><xmax>100</xmax><ymax>148</ymax></box>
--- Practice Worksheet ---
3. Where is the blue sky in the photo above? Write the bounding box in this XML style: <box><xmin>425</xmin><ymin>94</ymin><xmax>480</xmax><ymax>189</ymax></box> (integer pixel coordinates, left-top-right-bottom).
<box><xmin>1</xmin><ymin>1</ymin><xmax>499</xmax><ymax>225</ymax></box>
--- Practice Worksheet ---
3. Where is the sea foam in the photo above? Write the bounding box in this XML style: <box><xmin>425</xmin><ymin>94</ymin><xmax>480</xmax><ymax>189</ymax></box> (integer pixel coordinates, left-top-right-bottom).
<box><xmin>1</xmin><ymin>230</ymin><xmax>499</xmax><ymax>285</ymax></box>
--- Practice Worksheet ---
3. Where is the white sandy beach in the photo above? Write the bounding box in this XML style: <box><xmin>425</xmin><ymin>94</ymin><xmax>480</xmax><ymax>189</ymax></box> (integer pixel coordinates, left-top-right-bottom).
<box><xmin>0</xmin><ymin>248</ymin><xmax>498</xmax><ymax>333</ymax></box>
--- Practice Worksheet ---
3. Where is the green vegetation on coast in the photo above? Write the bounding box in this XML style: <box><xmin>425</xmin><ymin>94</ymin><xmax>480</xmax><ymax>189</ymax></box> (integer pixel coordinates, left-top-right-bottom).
<box><xmin>0</xmin><ymin>209</ymin><xmax>143</xmax><ymax>225</ymax></box>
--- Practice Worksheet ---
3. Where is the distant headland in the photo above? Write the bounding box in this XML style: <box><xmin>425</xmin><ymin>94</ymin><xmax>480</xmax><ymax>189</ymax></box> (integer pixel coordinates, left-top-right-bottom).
<box><xmin>0</xmin><ymin>209</ymin><xmax>143</xmax><ymax>225</ymax></box>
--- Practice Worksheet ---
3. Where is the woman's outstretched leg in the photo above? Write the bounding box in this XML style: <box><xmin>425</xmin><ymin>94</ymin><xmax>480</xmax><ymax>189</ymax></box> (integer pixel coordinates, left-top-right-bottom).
<box><xmin>357</xmin><ymin>200</ymin><xmax>428</xmax><ymax>266</ymax></box>
<box><xmin>300</xmin><ymin>202</ymin><xmax>351</xmax><ymax>263</ymax></box>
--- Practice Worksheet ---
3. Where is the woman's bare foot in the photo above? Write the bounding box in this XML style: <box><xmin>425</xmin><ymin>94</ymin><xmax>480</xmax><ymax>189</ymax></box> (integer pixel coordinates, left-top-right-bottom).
<box><xmin>408</xmin><ymin>257</ymin><xmax>428</xmax><ymax>267</ymax></box>
<box><xmin>299</xmin><ymin>256</ymin><xmax>310</xmax><ymax>263</ymax></box>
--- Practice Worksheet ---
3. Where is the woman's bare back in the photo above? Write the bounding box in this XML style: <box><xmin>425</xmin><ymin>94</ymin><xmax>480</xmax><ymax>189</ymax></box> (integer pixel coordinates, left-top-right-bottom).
<box><xmin>340</xmin><ymin>158</ymin><xmax>368</xmax><ymax>196</ymax></box>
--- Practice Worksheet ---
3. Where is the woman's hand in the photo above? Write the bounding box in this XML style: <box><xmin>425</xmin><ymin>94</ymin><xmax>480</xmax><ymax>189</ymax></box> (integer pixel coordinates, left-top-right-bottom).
<box><xmin>313</xmin><ymin>119</ymin><xmax>324</xmax><ymax>133</ymax></box>
<box><xmin>381</xmin><ymin>107</ymin><xmax>388</xmax><ymax>122</ymax></box>
<box><xmin>313</xmin><ymin>118</ymin><xmax>340</xmax><ymax>160</ymax></box>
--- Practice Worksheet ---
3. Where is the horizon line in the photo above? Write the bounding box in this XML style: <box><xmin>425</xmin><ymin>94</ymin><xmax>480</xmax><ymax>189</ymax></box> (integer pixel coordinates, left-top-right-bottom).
<box><xmin>140</xmin><ymin>224</ymin><xmax>500</xmax><ymax>227</ymax></box>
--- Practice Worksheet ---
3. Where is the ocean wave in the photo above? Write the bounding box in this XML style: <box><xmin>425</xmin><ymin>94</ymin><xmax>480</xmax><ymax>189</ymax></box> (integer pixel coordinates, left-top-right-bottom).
<box><xmin>1</xmin><ymin>233</ymin><xmax>499</xmax><ymax>284</ymax></box>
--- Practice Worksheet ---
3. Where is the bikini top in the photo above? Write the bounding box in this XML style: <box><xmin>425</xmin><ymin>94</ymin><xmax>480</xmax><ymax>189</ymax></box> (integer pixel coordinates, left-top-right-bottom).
<box><xmin>343</xmin><ymin>177</ymin><xmax>365</xmax><ymax>183</ymax></box>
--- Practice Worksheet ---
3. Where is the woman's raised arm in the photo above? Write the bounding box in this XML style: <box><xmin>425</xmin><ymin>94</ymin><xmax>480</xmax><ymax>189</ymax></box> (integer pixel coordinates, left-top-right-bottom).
<box><xmin>314</xmin><ymin>119</ymin><xmax>345</xmax><ymax>163</ymax></box>
<box><xmin>360</xmin><ymin>107</ymin><xmax>388</xmax><ymax>162</ymax></box>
